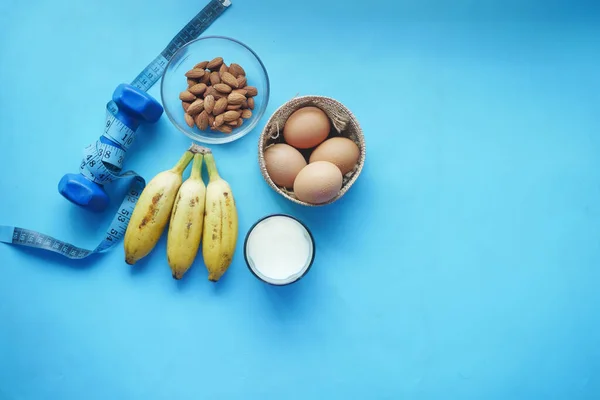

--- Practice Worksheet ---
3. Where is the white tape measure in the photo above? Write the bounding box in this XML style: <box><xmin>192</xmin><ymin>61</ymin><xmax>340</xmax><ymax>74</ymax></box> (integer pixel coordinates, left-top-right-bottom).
<box><xmin>0</xmin><ymin>0</ymin><xmax>232</xmax><ymax>259</ymax></box>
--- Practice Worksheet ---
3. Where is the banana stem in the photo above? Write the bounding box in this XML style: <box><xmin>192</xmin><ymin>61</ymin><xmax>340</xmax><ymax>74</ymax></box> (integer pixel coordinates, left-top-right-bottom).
<box><xmin>204</xmin><ymin>152</ymin><xmax>221</xmax><ymax>182</ymax></box>
<box><xmin>189</xmin><ymin>143</ymin><xmax>210</xmax><ymax>154</ymax></box>
<box><xmin>190</xmin><ymin>153</ymin><xmax>203</xmax><ymax>180</ymax></box>
<box><xmin>171</xmin><ymin>150</ymin><xmax>194</xmax><ymax>174</ymax></box>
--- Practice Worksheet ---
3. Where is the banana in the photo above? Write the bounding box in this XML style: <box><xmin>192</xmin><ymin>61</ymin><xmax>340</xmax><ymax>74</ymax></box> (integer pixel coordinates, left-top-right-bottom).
<box><xmin>124</xmin><ymin>149</ymin><xmax>194</xmax><ymax>265</ymax></box>
<box><xmin>202</xmin><ymin>151</ymin><xmax>238</xmax><ymax>282</ymax></box>
<box><xmin>166</xmin><ymin>153</ymin><xmax>206</xmax><ymax>279</ymax></box>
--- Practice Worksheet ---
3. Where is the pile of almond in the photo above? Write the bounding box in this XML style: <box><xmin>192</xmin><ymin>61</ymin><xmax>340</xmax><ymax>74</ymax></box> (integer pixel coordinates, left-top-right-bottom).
<box><xmin>179</xmin><ymin>56</ymin><xmax>258</xmax><ymax>134</ymax></box>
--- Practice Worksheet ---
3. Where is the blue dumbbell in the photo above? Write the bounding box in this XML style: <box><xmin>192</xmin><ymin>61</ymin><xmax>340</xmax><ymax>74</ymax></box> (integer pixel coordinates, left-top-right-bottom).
<box><xmin>58</xmin><ymin>84</ymin><xmax>163</xmax><ymax>212</ymax></box>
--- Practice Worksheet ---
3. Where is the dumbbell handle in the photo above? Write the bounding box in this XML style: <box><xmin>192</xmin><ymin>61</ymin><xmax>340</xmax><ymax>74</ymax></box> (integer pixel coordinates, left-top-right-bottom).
<box><xmin>58</xmin><ymin>84</ymin><xmax>163</xmax><ymax>212</ymax></box>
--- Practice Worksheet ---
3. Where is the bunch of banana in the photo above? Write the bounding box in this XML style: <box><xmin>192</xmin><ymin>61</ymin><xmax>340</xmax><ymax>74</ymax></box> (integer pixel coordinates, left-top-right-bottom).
<box><xmin>123</xmin><ymin>144</ymin><xmax>238</xmax><ymax>282</ymax></box>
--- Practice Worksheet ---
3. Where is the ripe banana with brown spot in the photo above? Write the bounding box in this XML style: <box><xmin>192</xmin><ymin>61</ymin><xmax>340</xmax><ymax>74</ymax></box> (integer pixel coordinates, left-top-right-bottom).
<box><xmin>167</xmin><ymin>153</ymin><xmax>206</xmax><ymax>279</ymax></box>
<box><xmin>202</xmin><ymin>151</ymin><xmax>238</xmax><ymax>282</ymax></box>
<box><xmin>123</xmin><ymin>148</ymin><xmax>194</xmax><ymax>265</ymax></box>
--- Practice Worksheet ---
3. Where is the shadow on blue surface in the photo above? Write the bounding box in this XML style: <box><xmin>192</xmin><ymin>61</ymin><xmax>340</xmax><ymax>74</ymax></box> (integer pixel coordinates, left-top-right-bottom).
<box><xmin>261</xmin><ymin>277</ymin><xmax>307</xmax><ymax>300</ymax></box>
<box><xmin>258</xmin><ymin>277</ymin><xmax>312</xmax><ymax>322</ymax></box>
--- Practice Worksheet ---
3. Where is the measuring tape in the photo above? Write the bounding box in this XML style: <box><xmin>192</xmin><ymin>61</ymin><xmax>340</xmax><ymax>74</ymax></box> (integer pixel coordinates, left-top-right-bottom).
<box><xmin>0</xmin><ymin>0</ymin><xmax>232</xmax><ymax>260</ymax></box>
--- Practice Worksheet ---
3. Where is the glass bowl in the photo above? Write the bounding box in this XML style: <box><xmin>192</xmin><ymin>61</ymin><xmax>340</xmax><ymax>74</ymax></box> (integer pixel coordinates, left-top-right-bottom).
<box><xmin>161</xmin><ymin>36</ymin><xmax>270</xmax><ymax>144</ymax></box>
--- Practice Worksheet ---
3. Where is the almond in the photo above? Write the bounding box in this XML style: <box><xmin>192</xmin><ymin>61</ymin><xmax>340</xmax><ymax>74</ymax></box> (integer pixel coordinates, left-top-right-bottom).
<box><xmin>237</xmin><ymin>117</ymin><xmax>244</xmax><ymax>126</ymax></box>
<box><xmin>189</xmin><ymin>83</ymin><xmax>207</xmax><ymax>96</ymax></box>
<box><xmin>221</xmin><ymin>72</ymin><xmax>239</xmax><ymax>89</ymax></box>
<box><xmin>179</xmin><ymin>90</ymin><xmax>196</xmax><ymax>102</ymax></box>
<box><xmin>194</xmin><ymin>61</ymin><xmax>209</xmax><ymax>69</ymax></box>
<box><xmin>187</xmin><ymin>78</ymin><xmax>198</xmax><ymax>87</ymax></box>
<box><xmin>185</xmin><ymin>68</ymin><xmax>205</xmax><ymax>79</ymax></box>
<box><xmin>204</xmin><ymin>86</ymin><xmax>217</xmax><ymax>98</ymax></box>
<box><xmin>227</xmin><ymin>104</ymin><xmax>242</xmax><ymax>110</ymax></box>
<box><xmin>244</xmin><ymin>86</ymin><xmax>258</xmax><ymax>97</ymax></box>
<box><xmin>241</xmin><ymin>109</ymin><xmax>252</xmax><ymax>119</ymax></box>
<box><xmin>182</xmin><ymin>102</ymin><xmax>191</xmax><ymax>112</ymax></box>
<box><xmin>207</xmin><ymin>57</ymin><xmax>223</xmax><ymax>71</ymax></box>
<box><xmin>184</xmin><ymin>113</ymin><xmax>195</xmax><ymax>128</ymax></box>
<box><xmin>227</xmin><ymin>92</ymin><xmax>246</xmax><ymax>105</ymax></box>
<box><xmin>236</xmin><ymin>75</ymin><xmax>247</xmax><ymax>88</ymax></box>
<box><xmin>223</xmin><ymin>110</ymin><xmax>241</xmax><ymax>122</ymax></box>
<box><xmin>187</xmin><ymin>98</ymin><xmax>204</xmax><ymax>115</ymax></box>
<box><xmin>214</xmin><ymin>83</ymin><xmax>232</xmax><ymax>94</ymax></box>
<box><xmin>210</xmin><ymin>71</ymin><xmax>221</xmax><ymax>85</ymax></box>
<box><xmin>241</xmin><ymin>99</ymin><xmax>248</xmax><ymax>109</ymax></box>
<box><xmin>208</xmin><ymin>114</ymin><xmax>215</xmax><ymax>127</ymax></box>
<box><xmin>228</xmin><ymin>63</ymin><xmax>246</xmax><ymax>78</ymax></box>
<box><xmin>204</xmin><ymin>95</ymin><xmax>215</xmax><ymax>114</ymax></box>
<box><xmin>232</xmin><ymin>88</ymin><xmax>247</xmax><ymax>96</ymax></box>
<box><xmin>216</xmin><ymin>124</ymin><xmax>233</xmax><ymax>134</ymax></box>
<box><xmin>194</xmin><ymin>113</ymin><xmax>201</xmax><ymax>126</ymax></box>
<box><xmin>219</xmin><ymin>63</ymin><xmax>228</xmax><ymax>74</ymax></box>
<box><xmin>227</xmin><ymin>120</ymin><xmax>238</xmax><ymax>127</ymax></box>
<box><xmin>214</xmin><ymin>114</ymin><xmax>225</xmax><ymax>127</ymax></box>
<box><xmin>197</xmin><ymin>110</ymin><xmax>209</xmax><ymax>131</ymax></box>
<box><xmin>213</xmin><ymin>97</ymin><xmax>228</xmax><ymax>115</ymax></box>
<box><xmin>247</xmin><ymin>97</ymin><xmax>255</xmax><ymax>110</ymax></box>
<box><xmin>213</xmin><ymin>90</ymin><xmax>228</xmax><ymax>99</ymax></box>
<box><xmin>199</xmin><ymin>71</ymin><xmax>211</xmax><ymax>84</ymax></box>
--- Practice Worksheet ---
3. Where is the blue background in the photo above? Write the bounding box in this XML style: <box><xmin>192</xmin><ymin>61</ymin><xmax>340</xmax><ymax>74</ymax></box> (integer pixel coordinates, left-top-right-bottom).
<box><xmin>1</xmin><ymin>0</ymin><xmax>599</xmax><ymax>398</ymax></box>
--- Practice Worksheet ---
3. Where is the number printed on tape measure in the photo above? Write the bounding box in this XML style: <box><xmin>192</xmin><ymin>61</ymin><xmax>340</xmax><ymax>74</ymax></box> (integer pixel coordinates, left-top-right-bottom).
<box><xmin>104</xmin><ymin>119</ymin><xmax>136</xmax><ymax>151</ymax></box>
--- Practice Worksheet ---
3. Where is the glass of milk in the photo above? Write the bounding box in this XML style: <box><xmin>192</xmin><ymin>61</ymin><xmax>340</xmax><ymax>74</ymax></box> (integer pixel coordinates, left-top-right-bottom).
<box><xmin>244</xmin><ymin>214</ymin><xmax>315</xmax><ymax>285</ymax></box>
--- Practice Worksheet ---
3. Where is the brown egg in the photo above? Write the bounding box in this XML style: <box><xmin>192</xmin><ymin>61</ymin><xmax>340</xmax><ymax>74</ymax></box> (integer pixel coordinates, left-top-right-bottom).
<box><xmin>283</xmin><ymin>106</ymin><xmax>331</xmax><ymax>149</ymax></box>
<box><xmin>293</xmin><ymin>161</ymin><xmax>343</xmax><ymax>204</ymax></box>
<box><xmin>309</xmin><ymin>137</ymin><xmax>360</xmax><ymax>175</ymax></box>
<box><xmin>264</xmin><ymin>144</ymin><xmax>307</xmax><ymax>188</ymax></box>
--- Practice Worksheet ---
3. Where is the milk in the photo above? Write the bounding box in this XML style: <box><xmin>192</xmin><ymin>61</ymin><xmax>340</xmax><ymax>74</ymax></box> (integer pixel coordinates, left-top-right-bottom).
<box><xmin>246</xmin><ymin>215</ymin><xmax>313</xmax><ymax>284</ymax></box>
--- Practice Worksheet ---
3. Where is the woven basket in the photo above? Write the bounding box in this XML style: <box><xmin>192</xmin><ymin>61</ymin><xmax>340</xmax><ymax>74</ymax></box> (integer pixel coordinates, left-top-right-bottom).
<box><xmin>258</xmin><ymin>95</ymin><xmax>366</xmax><ymax>206</ymax></box>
